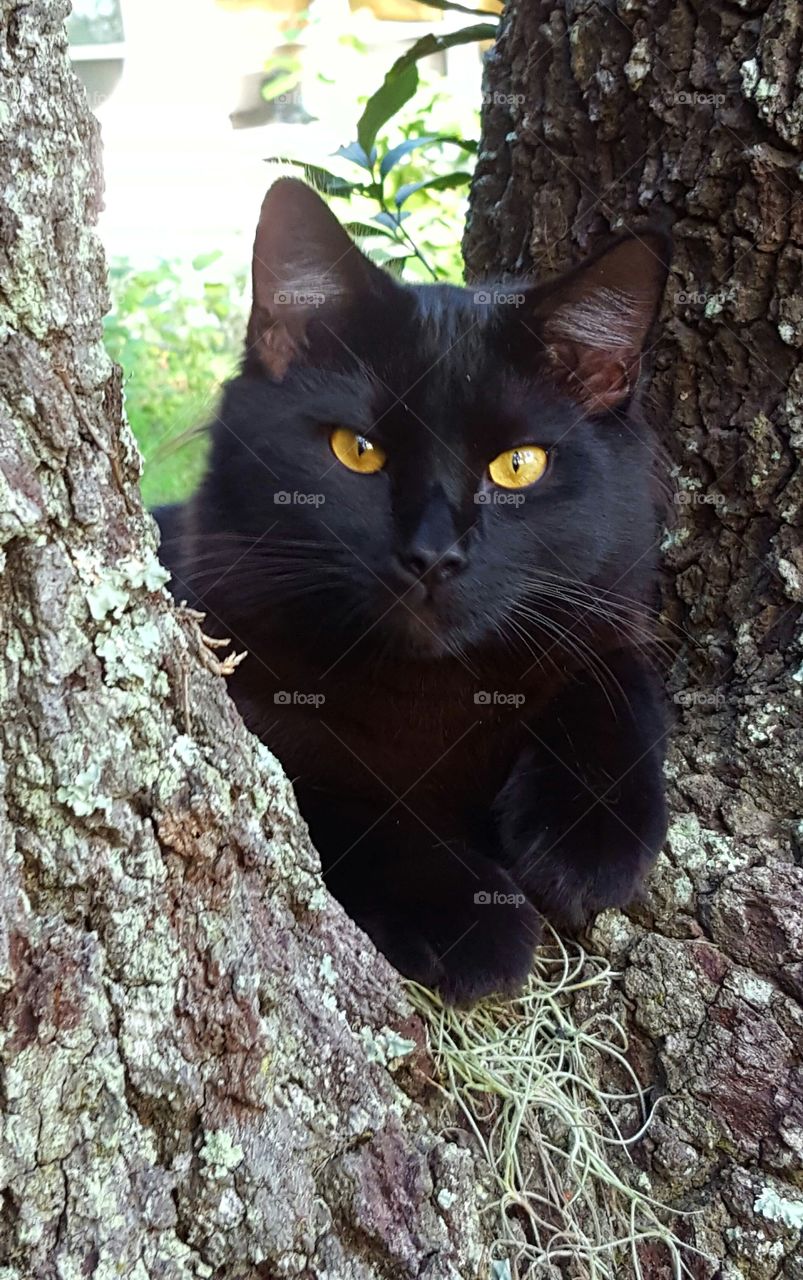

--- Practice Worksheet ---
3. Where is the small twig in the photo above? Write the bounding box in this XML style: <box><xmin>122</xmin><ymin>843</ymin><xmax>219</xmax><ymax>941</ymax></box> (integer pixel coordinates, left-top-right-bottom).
<box><xmin>178</xmin><ymin>604</ymin><xmax>248</xmax><ymax>678</ymax></box>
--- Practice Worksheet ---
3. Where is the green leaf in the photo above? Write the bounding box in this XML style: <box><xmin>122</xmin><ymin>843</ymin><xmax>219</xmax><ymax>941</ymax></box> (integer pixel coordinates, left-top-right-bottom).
<box><xmin>191</xmin><ymin>250</ymin><xmax>223</xmax><ymax>272</ymax></box>
<box><xmin>357</xmin><ymin>23</ymin><xmax>494</xmax><ymax>158</ymax></box>
<box><xmin>335</xmin><ymin>141</ymin><xmax>375</xmax><ymax>172</ymax></box>
<box><xmin>373</xmin><ymin>210</ymin><xmax>411</xmax><ymax>230</ymax></box>
<box><xmin>356</xmin><ymin>22</ymin><xmax>493</xmax><ymax>159</ymax></box>
<box><xmin>433</xmin><ymin>134</ymin><xmax>480</xmax><ymax>155</ymax></box>
<box><xmin>380</xmin><ymin>135</ymin><xmax>479</xmax><ymax>182</ymax></box>
<box><xmin>344</xmin><ymin>221</ymin><xmax>399</xmax><ymax>241</ymax></box>
<box><xmin>384</xmin><ymin>23</ymin><xmax>497</xmax><ymax>79</ymax></box>
<box><xmin>379</xmin><ymin>135</ymin><xmax>439</xmax><ymax>178</ymax></box>
<box><xmin>260</xmin><ymin>71</ymin><xmax>300</xmax><ymax>104</ymax></box>
<box><xmin>395</xmin><ymin>171</ymin><xmax>473</xmax><ymax>207</ymax></box>
<box><xmin>279</xmin><ymin>161</ymin><xmax>362</xmax><ymax>196</ymax></box>
<box><xmin>356</xmin><ymin>61</ymin><xmax>419</xmax><ymax>157</ymax></box>
<box><xmin>369</xmin><ymin>244</ymin><xmax>411</xmax><ymax>267</ymax></box>
<box><xmin>382</xmin><ymin>255</ymin><xmax>410</xmax><ymax>277</ymax></box>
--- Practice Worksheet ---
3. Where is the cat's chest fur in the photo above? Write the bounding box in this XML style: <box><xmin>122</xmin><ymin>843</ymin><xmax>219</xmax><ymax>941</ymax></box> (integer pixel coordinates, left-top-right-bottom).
<box><xmin>228</xmin><ymin>640</ymin><xmax>558</xmax><ymax>827</ymax></box>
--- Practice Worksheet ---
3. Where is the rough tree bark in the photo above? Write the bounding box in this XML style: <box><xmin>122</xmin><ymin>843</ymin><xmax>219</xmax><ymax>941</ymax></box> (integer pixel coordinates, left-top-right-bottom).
<box><xmin>0</xmin><ymin>5</ymin><xmax>496</xmax><ymax>1277</ymax></box>
<box><xmin>465</xmin><ymin>2</ymin><xmax>803</xmax><ymax>1277</ymax></box>
<box><xmin>4</xmin><ymin>0</ymin><xmax>803</xmax><ymax>1276</ymax></box>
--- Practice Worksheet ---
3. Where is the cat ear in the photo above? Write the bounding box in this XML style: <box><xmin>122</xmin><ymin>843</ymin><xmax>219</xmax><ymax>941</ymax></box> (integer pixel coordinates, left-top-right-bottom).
<box><xmin>247</xmin><ymin>178</ymin><xmax>391</xmax><ymax>379</ymax></box>
<box><xmin>526</xmin><ymin>230</ymin><xmax>670</xmax><ymax>412</ymax></box>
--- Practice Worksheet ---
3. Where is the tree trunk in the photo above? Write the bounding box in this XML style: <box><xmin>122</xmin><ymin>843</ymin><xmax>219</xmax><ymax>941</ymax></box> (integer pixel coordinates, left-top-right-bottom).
<box><xmin>465</xmin><ymin>2</ymin><xmax>803</xmax><ymax>1276</ymax></box>
<box><xmin>0</xmin><ymin>5</ymin><xmax>492</xmax><ymax>1276</ymax></box>
<box><xmin>5</xmin><ymin>1</ymin><xmax>803</xmax><ymax>1276</ymax></box>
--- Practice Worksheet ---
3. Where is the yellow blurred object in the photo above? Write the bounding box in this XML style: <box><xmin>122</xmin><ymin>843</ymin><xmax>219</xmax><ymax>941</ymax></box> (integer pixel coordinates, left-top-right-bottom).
<box><xmin>352</xmin><ymin>0</ymin><xmax>503</xmax><ymax>15</ymax></box>
<box><xmin>349</xmin><ymin>0</ymin><xmax>441</xmax><ymax>19</ymax></box>
<box><xmin>216</xmin><ymin>0</ymin><xmax>309</xmax><ymax>12</ymax></box>
<box><xmin>216</xmin><ymin>0</ymin><xmax>502</xmax><ymax>21</ymax></box>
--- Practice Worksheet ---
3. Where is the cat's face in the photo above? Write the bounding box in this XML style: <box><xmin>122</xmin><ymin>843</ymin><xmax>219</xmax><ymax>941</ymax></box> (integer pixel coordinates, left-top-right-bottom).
<box><xmin>199</xmin><ymin>181</ymin><xmax>669</xmax><ymax>664</ymax></box>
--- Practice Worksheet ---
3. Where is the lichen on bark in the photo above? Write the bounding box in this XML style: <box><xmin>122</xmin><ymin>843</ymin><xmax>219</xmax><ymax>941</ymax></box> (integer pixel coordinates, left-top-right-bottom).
<box><xmin>0</xmin><ymin>5</ymin><xmax>494</xmax><ymax>1276</ymax></box>
<box><xmin>464</xmin><ymin>1</ymin><xmax>803</xmax><ymax>1275</ymax></box>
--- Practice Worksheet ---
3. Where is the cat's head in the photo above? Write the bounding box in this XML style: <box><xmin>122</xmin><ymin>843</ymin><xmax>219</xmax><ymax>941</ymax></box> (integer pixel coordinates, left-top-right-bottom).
<box><xmin>197</xmin><ymin>179</ymin><xmax>670</xmax><ymax>664</ymax></box>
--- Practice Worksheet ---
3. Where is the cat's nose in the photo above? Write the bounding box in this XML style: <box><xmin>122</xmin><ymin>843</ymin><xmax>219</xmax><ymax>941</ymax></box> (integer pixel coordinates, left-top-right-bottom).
<box><xmin>397</xmin><ymin>543</ymin><xmax>467</xmax><ymax>585</ymax></box>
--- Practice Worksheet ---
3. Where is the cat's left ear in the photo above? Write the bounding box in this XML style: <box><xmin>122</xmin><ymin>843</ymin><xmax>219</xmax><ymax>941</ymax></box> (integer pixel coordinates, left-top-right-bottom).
<box><xmin>523</xmin><ymin>230</ymin><xmax>671</xmax><ymax>412</ymax></box>
<box><xmin>247</xmin><ymin>178</ymin><xmax>394</xmax><ymax>379</ymax></box>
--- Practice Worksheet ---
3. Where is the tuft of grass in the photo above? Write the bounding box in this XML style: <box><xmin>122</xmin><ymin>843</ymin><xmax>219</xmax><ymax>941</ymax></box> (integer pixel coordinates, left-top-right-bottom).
<box><xmin>407</xmin><ymin>928</ymin><xmax>712</xmax><ymax>1279</ymax></box>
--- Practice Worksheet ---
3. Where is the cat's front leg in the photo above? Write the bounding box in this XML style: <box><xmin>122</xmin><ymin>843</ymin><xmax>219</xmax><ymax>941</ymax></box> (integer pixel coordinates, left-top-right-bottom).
<box><xmin>496</xmin><ymin>654</ymin><xmax>668</xmax><ymax>929</ymax></box>
<box><xmin>315</xmin><ymin>811</ymin><xmax>542</xmax><ymax>1004</ymax></box>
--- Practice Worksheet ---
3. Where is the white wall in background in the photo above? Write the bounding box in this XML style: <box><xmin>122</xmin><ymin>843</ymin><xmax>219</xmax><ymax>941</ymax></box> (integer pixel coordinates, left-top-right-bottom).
<box><xmin>77</xmin><ymin>0</ymin><xmax>481</xmax><ymax>264</ymax></box>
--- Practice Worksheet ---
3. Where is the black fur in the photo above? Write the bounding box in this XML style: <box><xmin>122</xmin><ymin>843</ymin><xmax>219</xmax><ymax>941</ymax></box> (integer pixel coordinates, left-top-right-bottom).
<box><xmin>155</xmin><ymin>180</ymin><xmax>671</xmax><ymax>1003</ymax></box>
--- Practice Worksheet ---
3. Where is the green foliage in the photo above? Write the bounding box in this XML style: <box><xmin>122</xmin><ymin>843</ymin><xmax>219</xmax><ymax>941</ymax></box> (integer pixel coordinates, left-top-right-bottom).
<box><xmin>109</xmin><ymin>16</ymin><xmax>489</xmax><ymax>501</ymax></box>
<box><xmin>104</xmin><ymin>255</ymin><xmax>247</xmax><ymax>507</ymax></box>
<box><xmin>66</xmin><ymin>0</ymin><xmax>124</xmax><ymax>46</ymax></box>
<box><xmin>283</xmin><ymin>23</ymin><xmax>489</xmax><ymax>281</ymax></box>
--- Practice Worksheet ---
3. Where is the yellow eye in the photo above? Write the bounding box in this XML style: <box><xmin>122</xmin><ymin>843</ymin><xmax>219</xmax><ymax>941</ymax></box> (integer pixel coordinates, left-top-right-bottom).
<box><xmin>330</xmin><ymin>427</ymin><xmax>386</xmax><ymax>475</ymax></box>
<box><xmin>487</xmin><ymin>446</ymin><xmax>548</xmax><ymax>490</ymax></box>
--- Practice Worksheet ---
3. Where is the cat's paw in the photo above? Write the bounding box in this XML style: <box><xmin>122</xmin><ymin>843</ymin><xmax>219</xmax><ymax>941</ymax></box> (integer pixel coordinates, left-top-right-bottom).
<box><xmin>356</xmin><ymin>870</ymin><xmax>542</xmax><ymax>1005</ymax></box>
<box><xmin>524</xmin><ymin>840</ymin><xmax>652</xmax><ymax>931</ymax></box>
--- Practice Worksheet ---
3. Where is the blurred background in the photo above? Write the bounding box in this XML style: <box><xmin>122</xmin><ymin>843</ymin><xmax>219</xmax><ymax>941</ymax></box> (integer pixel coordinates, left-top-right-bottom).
<box><xmin>68</xmin><ymin>0</ymin><xmax>496</xmax><ymax>505</ymax></box>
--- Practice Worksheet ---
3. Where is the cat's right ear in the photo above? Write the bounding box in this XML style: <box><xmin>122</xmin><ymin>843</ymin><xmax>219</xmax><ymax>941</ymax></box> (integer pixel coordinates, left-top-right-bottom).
<box><xmin>247</xmin><ymin>179</ymin><xmax>392</xmax><ymax>379</ymax></box>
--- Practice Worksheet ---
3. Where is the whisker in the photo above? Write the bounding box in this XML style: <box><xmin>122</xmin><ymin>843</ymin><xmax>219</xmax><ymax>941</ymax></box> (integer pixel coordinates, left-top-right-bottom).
<box><xmin>509</xmin><ymin>601</ymin><xmax>631</xmax><ymax>716</ymax></box>
<box><xmin>519</xmin><ymin>581</ymin><xmax>677</xmax><ymax>667</ymax></box>
<box><xmin>521</xmin><ymin>571</ymin><xmax>694</xmax><ymax>645</ymax></box>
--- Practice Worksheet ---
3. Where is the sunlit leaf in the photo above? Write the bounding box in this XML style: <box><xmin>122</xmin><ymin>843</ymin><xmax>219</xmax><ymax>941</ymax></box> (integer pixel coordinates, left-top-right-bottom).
<box><xmin>395</xmin><ymin>171</ymin><xmax>473</xmax><ymax>207</ymax></box>
<box><xmin>373</xmin><ymin>210</ymin><xmax>411</xmax><ymax>230</ymax></box>
<box><xmin>357</xmin><ymin>62</ymin><xmax>419</xmax><ymax>156</ymax></box>
<box><xmin>191</xmin><ymin>250</ymin><xmax>223</xmax><ymax>272</ymax></box>
<box><xmin>379</xmin><ymin>135</ymin><xmax>439</xmax><ymax>178</ymax></box>
<box><xmin>385</xmin><ymin>23</ymin><xmax>497</xmax><ymax>79</ymax></box>
<box><xmin>279</xmin><ymin>161</ymin><xmax>362</xmax><ymax>196</ymax></box>
<box><xmin>335</xmin><ymin>140</ymin><xmax>376</xmax><ymax>172</ymax></box>
<box><xmin>344</xmin><ymin>220</ymin><xmax>399</xmax><ymax>240</ymax></box>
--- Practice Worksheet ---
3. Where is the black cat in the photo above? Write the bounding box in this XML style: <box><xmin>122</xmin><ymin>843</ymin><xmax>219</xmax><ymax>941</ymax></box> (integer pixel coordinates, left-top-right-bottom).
<box><xmin>155</xmin><ymin>179</ymin><xmax>670</xmax><ymax>1004</ymax></box>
